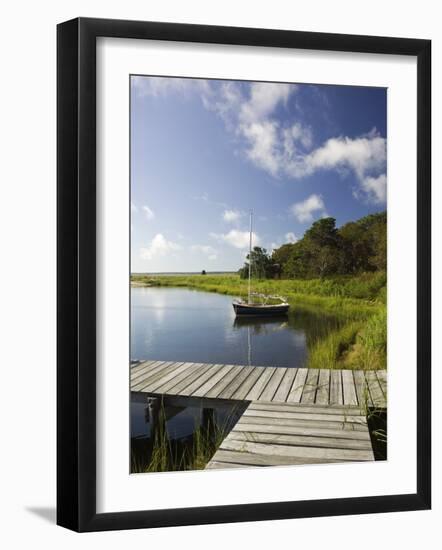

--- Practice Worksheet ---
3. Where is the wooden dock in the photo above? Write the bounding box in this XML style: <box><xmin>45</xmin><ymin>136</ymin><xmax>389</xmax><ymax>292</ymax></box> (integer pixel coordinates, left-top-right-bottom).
<box><xmin>131</xmin><ymin>360</ymin><xmax>386</xmax><ymax>408</ymax></box>
<box><xmin>131</xmin><ymin>360</ymin><xmax>386</xmax><ymax>468</ymax></box>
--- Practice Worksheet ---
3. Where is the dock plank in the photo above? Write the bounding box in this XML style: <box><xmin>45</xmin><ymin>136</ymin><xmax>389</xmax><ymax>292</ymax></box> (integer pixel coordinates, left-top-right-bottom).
<box><xmin>365</xmin><ymin>370</ymin><xmax>386</xmax><ymax>408</ymax></box>
<box><xmin>342</xmin><ymin>370</ymin><xmax>358</xmax><ymax>406</ymax></box>
<box><xmin>231</xmin><ymin>367</ymin><xmax>264</xmax><ymax>400</ymax></box>
<box><xmin>329</xmin><ymin>370</ymin><xmax>343</xmax><ymax>405</ymax></box>
<box><xmin>204</xmin><ymin>365</ymin><xmax>244</xmax><ymax>398</ymax></box>
<box><xmin>220</xmin><ymin>438</ymin><xmax>374</xmax><ymax>461</ymax></box>
<box><xmin>260</xmin><ymin>368</ymin><xmax>287</xmax><ymax>401</ymax></box>
<box><xmin>273</xmin><ymin>368</ymin><xmax>298</xmax><ymax>402</ymax></box>
<box><xmin>169</xmin><ymin>363</ymin><xmax>214</xmax><ymax>395</ymax></box>
<box><xmin>301</xmin><ymin>368</ymin><xmax>319</xmax><ymax>403</ymax></box>
<box><xmin>132</xmin><ymin>361</ymin><xmax>184</xmax><ymax>392</ymax></box>
<box><xmin>353</xmin><ymin>370</ymin><xmax>372</xmax><ymax>409</ymax></box>
<box><xmin>244</xmin><ymin>367</ymin><xmax>276</xmax><ymax>400</ymax></box>
<box><xmin>192</xmin><ymin>364</ymin><xmax>236</xmax><ymax>398</ymax></box>
<box><xmin>286</xmin><ymin>368</ymin><xmax>308</xmax><ymax>403</ymax></box>
<box><xmin>316</xmin><ymin>369</ymin><xmax>330</xmax><ymax>405</ymax></box>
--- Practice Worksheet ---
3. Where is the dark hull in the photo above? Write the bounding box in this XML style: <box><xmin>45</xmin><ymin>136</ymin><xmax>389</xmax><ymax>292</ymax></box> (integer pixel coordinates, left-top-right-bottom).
<box><xmin>233</xmin><ymin>302</ymin><xmax>289</xmax><ymax>316</ymax></box>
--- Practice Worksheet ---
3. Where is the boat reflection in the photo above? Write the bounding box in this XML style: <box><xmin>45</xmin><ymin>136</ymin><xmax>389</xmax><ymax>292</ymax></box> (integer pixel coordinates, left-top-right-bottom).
<box><xmin>233</xmin><ymin>315</ymin><xmax>289</xmax><ymax>334</ymax></box>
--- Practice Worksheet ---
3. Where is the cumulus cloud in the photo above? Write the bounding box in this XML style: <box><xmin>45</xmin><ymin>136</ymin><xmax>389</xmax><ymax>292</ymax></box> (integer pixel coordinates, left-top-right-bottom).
<box><xmin>210</xmin><ymin>230</ymin><xmax>260</xmax><ymax>249</ymax></box>
<box><xmin>190</xmin><ymin>244</ymin><xmax>217</xmax><ymax>259</ymax></box>
<box><xmin>142</xmin><ymin>205</ymin><xmax>155</xmax><ymax>220</ymax></box>
<box><xmin>223</xmin><ymin>209</ymin><xmax>242</xmax><ymax>223</ymax></box>
<box><xmin>359</xmin><ymin>174</ymin><xmax>387</xmax><ymax>204</ymax></box>
<box><xmin>133</xmin><ymin>76</ymin><xmax>386</xmax><ymax>204</ymax></box>
<box><xmin>285</xmin><ymin>232</ymin><xmax>298</xmax><ymax>243</ymax></box>
<box><xmin>291</xmin><ymin>194</ymin><xmax>326</xmax><ymax>223</ymax></box>
<box><xmin>140</xmin><ymin>234</ymin><xmax>181</xmax><ymax>260</ymax></box>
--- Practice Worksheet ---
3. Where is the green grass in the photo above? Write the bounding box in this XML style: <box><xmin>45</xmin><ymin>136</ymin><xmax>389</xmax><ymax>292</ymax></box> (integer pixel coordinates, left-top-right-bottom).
<box><xmin>131</xmin><ymin>402</ymin><xmax>244</xmax><ymax>473</ymax></box>
<box><xmin>131</xmin><ymin>272</ymin><xmax>387</xmax><ymax>371</ymax></box>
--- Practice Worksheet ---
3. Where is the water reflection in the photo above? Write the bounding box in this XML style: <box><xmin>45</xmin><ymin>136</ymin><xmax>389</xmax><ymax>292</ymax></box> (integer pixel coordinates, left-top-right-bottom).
<box><xmin>130</xmin><ymin>391</ymin><xmax>247</xmax><ymax>472</ymax></box>
<box><xmin>131</xmin><ymin>287</ymin><xmax>342</xmax><ymax>369</ymax></box>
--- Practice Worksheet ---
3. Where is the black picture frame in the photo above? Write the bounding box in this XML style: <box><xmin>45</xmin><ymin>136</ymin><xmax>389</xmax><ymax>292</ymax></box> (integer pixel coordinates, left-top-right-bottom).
<box><xmin>57</xmin><ymin>17</ymin><xmax>431</xmax><ymax>532</ymax></box>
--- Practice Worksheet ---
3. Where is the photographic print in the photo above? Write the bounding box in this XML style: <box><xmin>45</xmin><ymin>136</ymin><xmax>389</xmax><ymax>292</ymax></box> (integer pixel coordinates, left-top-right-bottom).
<box><xmin>130</xmin><ymin>75</ymin><xmax>387</xmax><ymax>474</ymax></box>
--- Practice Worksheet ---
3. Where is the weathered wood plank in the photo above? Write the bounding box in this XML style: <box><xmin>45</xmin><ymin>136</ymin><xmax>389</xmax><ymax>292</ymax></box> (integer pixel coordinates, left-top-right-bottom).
<box><xmin>273</xmin><ymin>368</ymin><xmax>298</xmax><ymax>402</ymax></box>
<box><xmin>220</xmin><ymin>439</ymin><xmax>374</xmax><ymax>461</ymax></box>
<box><xmin>151</xmin><ymin>362</ymin><xmax>199</xmax><ymax>393</ymax></box>
<box><xmin>329</xmin><ymin>369</ymin><xmax>343</xmax><ymax>405</ymax></box>
<box><xmin>234</xmin><ymin>422</ymin><xmax>371</xmax><ymax>440</ymax></box>
<box><xmin>247</xmin><ymin>402</ymin><xmax>360</xmax><ymax>415</ymax></box>
<box><xmin>155</xmin><ymin>362</ymin><xmax>205</xmax><ymax>394</ymax></box>
<box><xmin>170</xmin><ymin>363</ymin><xmax>216</xmax><ymax>395</ymax></box>
<box><xmin>286</xmin><ymin>368</ymin><xmax>308</xmax><ymax>403</ymax></box>
<box><xmin>230</xmin><ymin>367</ymin><xmax>265</xmax><ymax>400</ymax></box>
<box><xmin>178</xmin><ymin>364</ymin><xmax>223</xmax><ymax>396</ymax></box>
<box><xmin>301</xmin><ymin>368</ymin><xmax>319</xmax><ymax>403</ymax></box>
<box><xmin>132</xmin><ymin>362</ymin><xmax>185</xmax><ymax>391</ymax></box>
<box><xmin>226</xmin><ymin>431</ymin><xmax>373</xmax><ymax>450</ymax></box>
<box><xmin>191</xmin><ymin>364</ymin><xmax>236</xmax><ymax>397</ymax></box>
<box><xmin>242</xmin><ymin>408</ymin><xmax>366</xmax><ymax>424</ymax></box>
<box><xmin>376</xmin><ymin>370</ymin><xmax>388</xmax><ymax>401</ymax></box>
<box><xmin>130</xmin><ymin>359</ymin><xmax>159</xmax><ymax>375</ymax></box>
<box><xmin>208</xmin><ymin>449</ymin><xmax>346</xmax><ymax>467</ymax></box>
<box><xmin>316</xmin><ymin>369</ymin><xmax>330</xmax><ymax>405</ymax></box>
<box><xmin>244</xmin><ymin>367</ymin><xmax>276</xmax><ymax>401</ymax></box>
<box><xmin>260</xmin><ymin>368</ymin><xmax>287</xmax><ymax>401</ymax></box>
<box><xmin>142</xmin><ymin>362</ymin><xmax>191</xmax><ymax>393</ymax></box>
<box><xmin>204</xmin><ymin>365</ymin><xmax>244</xmax><ymax>398</ymax></box>
<box><xmin>365</xmin><ymin>370</ymin><xmax>386</xmax><ymax>408</ymax></box>
<box><xmin>205</xmin><ymin>460</ymin><xmax>254</xmax><ymax>469</ymax></box>
<box><xmin>353</xmin><ymin>370</ymin><xmax>372</xmax><ymax>409</ymax></box>
<box><xmin>342</xmin><ymin>369</ymin><xmax>358</xmax><ymax>406</ymax></box>
<box><xmin>218</xmin><ymin>366</ymin><xmax>255</xmax><ymax>400</ymax></box>
<box><xmin>130</xmin><ymin>361</ymin><xmax>169</xmax><ymax>385</ymax></box>
<box><xmin>238</xmin><ymin>415</ymin><xmax>367</xmax><ymax>431</ymax></box>
<box><xmin>166</xmin><ymin>363</ymin><xmax>210</xmax><ymax>395</ymax></box>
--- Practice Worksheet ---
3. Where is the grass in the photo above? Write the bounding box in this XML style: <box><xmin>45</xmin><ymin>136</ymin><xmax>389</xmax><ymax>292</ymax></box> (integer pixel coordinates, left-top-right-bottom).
<box><xmin>131</xmin><ymin>271</ymin><xmax>387</xmax><ymax>371</ymax></box>
<box><xmin>131</xmin><ymin>401</ymin><xmax>245</xmax><ymax>473</ymax></box>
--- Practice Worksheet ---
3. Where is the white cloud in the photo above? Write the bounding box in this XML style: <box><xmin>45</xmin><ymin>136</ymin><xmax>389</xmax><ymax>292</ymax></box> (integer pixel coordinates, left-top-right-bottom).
<box><xmin>131</xmin><ymin>202</ymin><xmax>138</xmax><ymax>213</ymax></box>
<box><xmin>239</xmin><ymin>82</ymin><xmax>293</xmax><ymax>124</ymax></box>
<box><xmin>359</xmin><ymin>174</ymin><xmax>387</xmax><ymax>204</ymax></box>
<box><xmin>140</xmin><ymin>234</ymin><xmax>181</xmax><ymax>260</ymax></box>
<box><xmin>285</xmin><ymin>232</ymin><xmax>298</xmax><ymax>243</ymax></box>
<box><xmin>190</xmin><ymin>244</ymin><xmax>217</xmax><ymax>258</ymax></box>
<box><xmin>291</xmin><ymin>194</ymin><xmax>326</xmax><ymax>223</ymax></box>
<box><xmin>133</xmin><ymin>76</ymin><xmax>386</xmax><ymax>204</ymax></box>
<box><xmin>132</xmin><ymin>76</ymin><xmax>209</xmax><ymax>99</ymax></box>
<box><xmin>210</xmin><ymin>230</ymin><xmax>260</xmax><ymax>249</ymax></box>
<box><xmin>142</xmin><ymin>205</ymin><xmax>155</xmax><ymax>220</ymax></box>
<box><xmin>222</xmin><ymin>209</ymin><xmax>242</xmax><ymax>223</ymax></box>
<box><xmin>301</xmin><ymin>133</ymin><xmax>386</xmax><ymax>180</ymax></box>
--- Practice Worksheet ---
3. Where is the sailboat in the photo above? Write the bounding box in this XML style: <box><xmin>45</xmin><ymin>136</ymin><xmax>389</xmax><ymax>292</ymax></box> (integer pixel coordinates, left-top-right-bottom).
<box><xmin>232</xmin><ymin>212</ymin><xmax>290</xmax><ymax>317</ymax></box>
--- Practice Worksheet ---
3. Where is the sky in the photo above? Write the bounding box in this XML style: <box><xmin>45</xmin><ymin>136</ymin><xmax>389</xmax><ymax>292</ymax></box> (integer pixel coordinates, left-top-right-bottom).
<box><xmin>130</xmin><ymin>76</ymin><xmax>386</xmax><ymax>273</ymax></box>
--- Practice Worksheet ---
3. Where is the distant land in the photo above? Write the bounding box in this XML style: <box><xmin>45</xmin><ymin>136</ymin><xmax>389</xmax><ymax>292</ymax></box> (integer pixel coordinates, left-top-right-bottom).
<box><xmin>131</xmin><ymin>271</ymin><xmax>236</xmax><ymax>276</ymax></box>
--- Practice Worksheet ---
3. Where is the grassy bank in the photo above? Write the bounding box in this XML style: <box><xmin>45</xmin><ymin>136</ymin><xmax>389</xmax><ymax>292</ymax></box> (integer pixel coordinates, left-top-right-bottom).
<box><xmin>131</xmin><ymin>272</ymin><xmax>387</xmax><ymax>371</ymax></box>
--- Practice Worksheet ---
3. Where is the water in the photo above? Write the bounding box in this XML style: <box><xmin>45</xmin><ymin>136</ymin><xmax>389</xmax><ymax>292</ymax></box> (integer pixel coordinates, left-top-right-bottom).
<box><xmin>130</xmin><ymin>286</ymin><xmax>329</xmax><ymax>368</ymax></box>
<box><xmin>130</xmin><ymin>286</ymin><xmax>341</xmax><ymax>457</ymax></box>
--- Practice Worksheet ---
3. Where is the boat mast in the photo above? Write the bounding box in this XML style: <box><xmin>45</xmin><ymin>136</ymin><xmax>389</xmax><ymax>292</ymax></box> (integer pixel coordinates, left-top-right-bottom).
<box><xmin>248</xmin><ymin>210</ymin><xmax>252</xmax><ymax>304</ymax></box>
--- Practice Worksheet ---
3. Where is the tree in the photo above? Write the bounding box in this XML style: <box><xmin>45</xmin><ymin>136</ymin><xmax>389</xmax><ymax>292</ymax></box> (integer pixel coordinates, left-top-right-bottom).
<box><xmin>201</xmin><ymin>270</ymin><xmax>207</xmax><ymax>275</ymax></box>
<box><xmin>239</xmin><ymin>247</ymin><xmax>276</xmax><ymax>279</ymax></box>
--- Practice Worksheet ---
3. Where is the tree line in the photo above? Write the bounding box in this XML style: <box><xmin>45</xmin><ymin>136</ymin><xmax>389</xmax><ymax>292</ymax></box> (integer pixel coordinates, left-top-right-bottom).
<box><xmin>239</xmin><ymin>212</ymin><xmax>386</xmax><ymax>280</ymax></box>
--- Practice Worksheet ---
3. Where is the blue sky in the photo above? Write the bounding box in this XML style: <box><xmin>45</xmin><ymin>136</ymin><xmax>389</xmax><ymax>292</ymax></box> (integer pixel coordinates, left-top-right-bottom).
<box><xmin>130</xmin><ymin>76</ymin><xmax>386</xmax><ymax>273</ymax></box>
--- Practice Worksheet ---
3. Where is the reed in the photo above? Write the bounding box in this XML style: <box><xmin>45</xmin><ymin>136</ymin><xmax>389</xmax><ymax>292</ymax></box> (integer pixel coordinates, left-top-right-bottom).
<box><xmin>132</xmin><ymin>272</ymin><xmax>387</xmax><ymax>371</ymax></box>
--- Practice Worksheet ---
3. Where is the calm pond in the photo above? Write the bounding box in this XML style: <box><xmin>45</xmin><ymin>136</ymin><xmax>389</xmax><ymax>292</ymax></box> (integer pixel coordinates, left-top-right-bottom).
<box><xmin>131</xmin><ymin>286</ymin><xmax>341</xmax><ymax>368</ymax></box>
<box><xmin>130</xmin><ymin>286</ymin><xmax>343</xmax><ymax>454</ymax></box>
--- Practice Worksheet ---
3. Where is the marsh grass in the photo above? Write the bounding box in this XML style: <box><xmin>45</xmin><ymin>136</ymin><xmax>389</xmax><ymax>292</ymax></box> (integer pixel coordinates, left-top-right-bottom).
<box><xmin>130</xmin><ymin>272</ymin><xmax>387</xmax><ymax>371</ymax></box>
<box><xmin>131</xmin><ymin>402</ymin><xmax>244</xmax><ymax>473</ymax></box>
